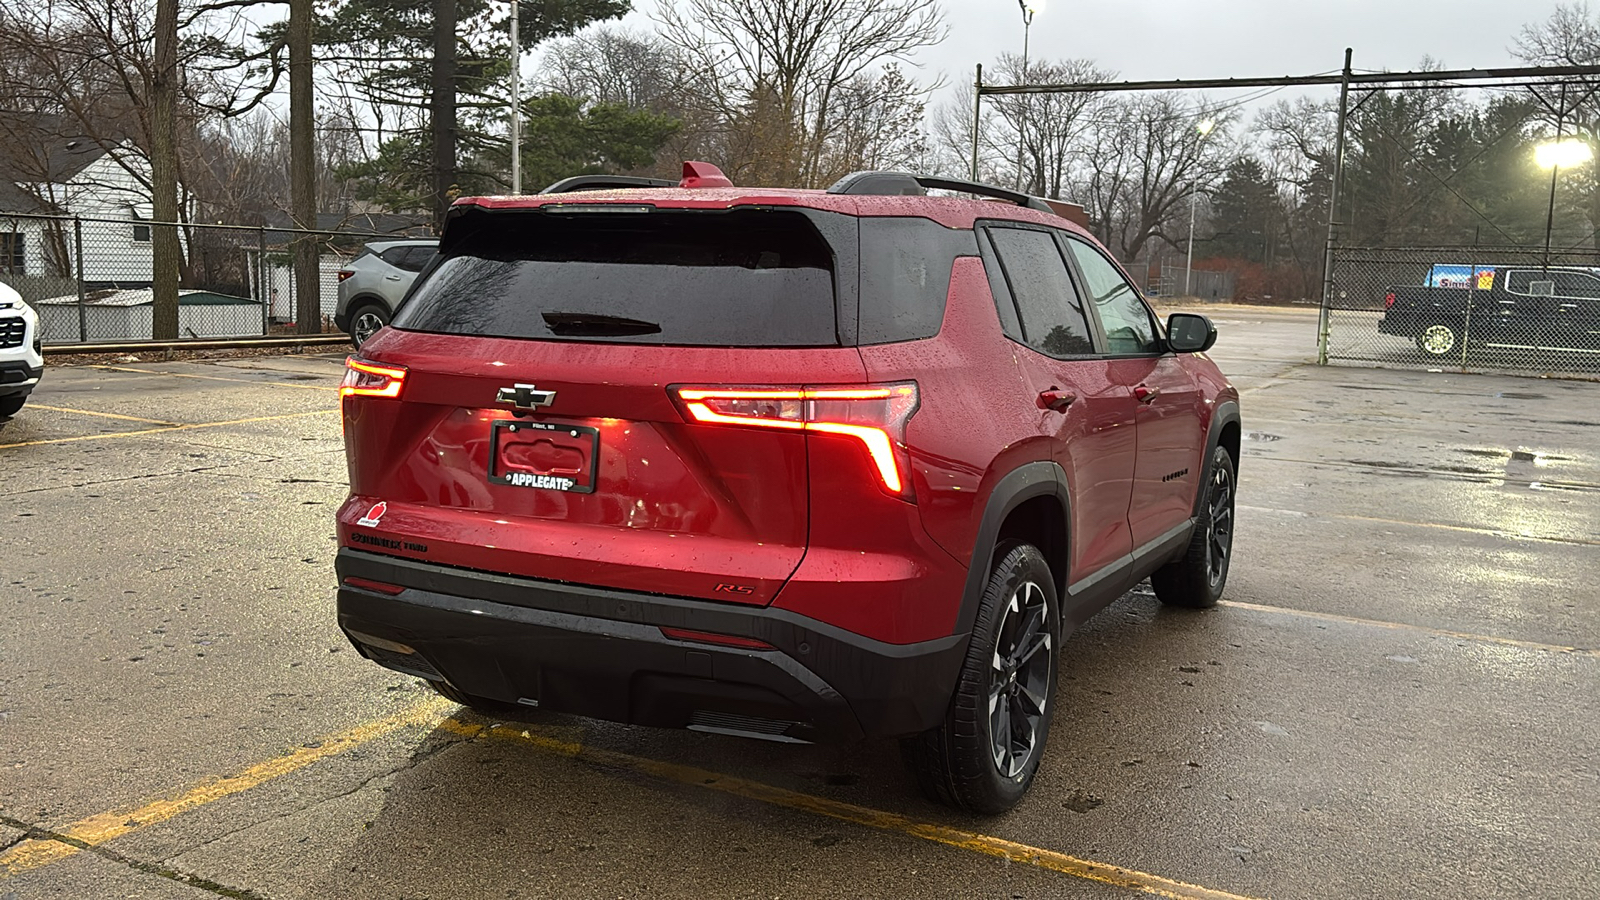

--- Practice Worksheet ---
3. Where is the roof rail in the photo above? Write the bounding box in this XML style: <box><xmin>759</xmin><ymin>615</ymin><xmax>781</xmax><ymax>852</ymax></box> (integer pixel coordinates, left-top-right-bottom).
<box><xmin>540</xmin><ymin>175</ymin><xmax>676</xmax><ymax>194</ymax></box>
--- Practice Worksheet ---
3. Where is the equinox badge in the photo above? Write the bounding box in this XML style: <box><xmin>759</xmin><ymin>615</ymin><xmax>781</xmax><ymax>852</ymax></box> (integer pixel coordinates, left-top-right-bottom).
<box><xmin>496</xmin><ymin>383</ymin><xmax>557</xmax><ymax>410</ymax></box>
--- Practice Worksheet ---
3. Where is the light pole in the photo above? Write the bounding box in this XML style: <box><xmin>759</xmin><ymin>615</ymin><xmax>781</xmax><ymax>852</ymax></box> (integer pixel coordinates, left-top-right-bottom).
<box><xmin>1014</xmin><ymin>0</ymin><xmax>1043</xmax><ymax>192</ymax></box>
<box><xmin>1535</xmin><ymin>137</ymin><xmax>1592</xmax><ymax>270</ymax></box>
<box><xmin>509</xmin><ymin>0</ymin><xmax>522</xmax><ymax>194</ymax></box>
<box><xmin>1184</xmin><ymin>119</ymin><xmax>1215</xmax><ymax>297</ymax></box>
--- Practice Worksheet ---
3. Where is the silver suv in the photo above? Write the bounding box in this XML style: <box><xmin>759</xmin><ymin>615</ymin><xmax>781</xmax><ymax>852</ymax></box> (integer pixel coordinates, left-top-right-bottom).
<box><xmin>0</xmin><ymin>283</ymin><xmax>43</xmax><ymax>421</ymax></box>
<box><xmin>335</xmin><ymin>239</ymin><xmax>438</xmax><ymax>347</ymax></box>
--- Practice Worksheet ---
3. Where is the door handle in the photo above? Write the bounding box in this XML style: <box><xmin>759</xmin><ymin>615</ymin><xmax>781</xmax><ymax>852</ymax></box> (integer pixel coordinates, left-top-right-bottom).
<box><xmin>384</xmin><ymin>275</ymin><xmax>402</xmax><ymax>281</ymax></box>
<box><xmin>1038</xmin><ymin>389</ymin><xmax>1077</xmax><ymax>411</ymax></box>
<box><xmin>1134</xmin><ymin>385</ymin><xmax>1160</xmax><ymax>404</ymax></box>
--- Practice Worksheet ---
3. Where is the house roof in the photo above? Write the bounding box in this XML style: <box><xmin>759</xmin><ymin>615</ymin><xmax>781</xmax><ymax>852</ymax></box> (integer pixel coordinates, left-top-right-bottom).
<box><xmin>259</xmin><ymin>211</ymin><xmax>434</xmax><ymax>242</ymax></box>
<box><xmin>0</xmin><ymin>134</ymin><xmax>118</xmax><ymax>186</ymax></box>
<box><xmin>0</xmin><ymin>180</ymin><xmax>57</xmax><ymax>215</ymax></box>
<box><xmin>35</xmin><ymin>288</ymin><xmax>260</xmax><ymax>307</ymax></box>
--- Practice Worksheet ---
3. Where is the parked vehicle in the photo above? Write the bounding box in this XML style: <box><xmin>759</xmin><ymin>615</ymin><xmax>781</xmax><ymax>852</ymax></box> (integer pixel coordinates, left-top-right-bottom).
<box><xmin>1379</xmin><ymin>264</ymin><xmax>1600</xmax><ymax>358</ymax></box>
<box><xmin>334</xmin><ymin>239</ymin><xmax>438</xmax><ymax>348</ymax></box>
<box><xmin>334</xmin><ymin>163</ymin><xmax>1241</xmax><ymax>813</ymax></box>
<box><xmin>0</xmin><ymin>284</ymin><xmax>42</xmax><ymax>420</ymax></box>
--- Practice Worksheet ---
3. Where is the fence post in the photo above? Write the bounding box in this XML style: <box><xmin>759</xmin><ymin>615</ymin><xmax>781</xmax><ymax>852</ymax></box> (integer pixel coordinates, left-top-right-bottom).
<box><xmin>1317</xmin><ymin>48</ymin><xmax>1353</xmax><ymax>367</ymax></box>
<box><xmin>258</xmin><ymin>225</ymin><xmax>268</xmax><ymax>337</ymax></box>
<box><xmin>73</xmin><ymin>216</ymin><xmax>88</xmax><ymax>342</ymax></box>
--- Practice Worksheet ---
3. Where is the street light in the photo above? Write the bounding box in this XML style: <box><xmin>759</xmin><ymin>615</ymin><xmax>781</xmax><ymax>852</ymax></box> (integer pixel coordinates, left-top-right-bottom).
<box><xmin>1185</xmin><ymin>119</ymin><xmax>1216</xmax><ymax>296</ymax></box>
<box><xmin>1535</xmin><ymin>137</ymin><xmax>1593</xmax><ymax>269</ymax></box>
<box><xmin>1014</xmin><ymin>0</ymin><xmax>1044</xmax><ymax>192</ymax></box>
<box><xmin>509</xmin><ymin>0</ymin><xmax>522</xmax><ymax>194</ymax></box>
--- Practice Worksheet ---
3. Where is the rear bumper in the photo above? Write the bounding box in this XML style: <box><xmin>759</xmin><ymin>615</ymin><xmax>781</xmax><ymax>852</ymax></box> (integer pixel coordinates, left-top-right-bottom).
<box><xmin>0</xmin><ymin>361</ymin><xmax>41</xmax><ymax>397</ymax></box>
<box><xmin>335</xmin><ymin>549</ymin><xmax>968</xmax><ymax>743</ymax></box>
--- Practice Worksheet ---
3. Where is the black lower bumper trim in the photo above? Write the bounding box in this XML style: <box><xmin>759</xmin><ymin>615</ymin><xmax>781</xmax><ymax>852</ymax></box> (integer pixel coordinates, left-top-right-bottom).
<box><xmin>335</xmin><ymin>549</ymin><xmax>968</xmax><ymax>742</ymax></box>
<box><xmin>0</xmin><ymin>361</ymin><xmax>41</xmax><ymax>396</ymax></box>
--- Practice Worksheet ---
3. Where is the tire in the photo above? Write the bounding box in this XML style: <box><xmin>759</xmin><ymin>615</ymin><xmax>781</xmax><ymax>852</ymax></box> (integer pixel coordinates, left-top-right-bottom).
<box><xmin>0</xmin><ymin>395</ymin><xmax>23</xmax><ymax>418</ymax></box>
<box><xmin>902</xmin><ymin>542</ymin><xmax>1059</xmax><ymax>815</ymax></box>
<box><xmin>1151</xmin><ymin>445</ymin><xmax>1236</xmax><ymax>609</ymax></box>
<box><xmin>1415</xmin><ymin>323</ymin><xmax>1460</xmax><ymax>359</ymax></box>
<box><xmin>349</xmin><ymin>302</ymin><xmax>390</xmax><ymax>348</ymax></box>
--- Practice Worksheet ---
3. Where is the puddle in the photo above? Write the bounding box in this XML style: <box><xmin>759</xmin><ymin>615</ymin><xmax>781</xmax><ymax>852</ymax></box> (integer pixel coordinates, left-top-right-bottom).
<box><xmin>1244</xmin><ymin>431</ymin><xmax>1282</xmax><ymax>443</ymax></box>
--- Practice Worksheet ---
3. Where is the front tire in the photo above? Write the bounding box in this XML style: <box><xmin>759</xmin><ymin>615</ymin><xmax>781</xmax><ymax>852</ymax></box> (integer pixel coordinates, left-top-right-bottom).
<box><xmin>1151</xmin><ymin>445</ymin><xmax>1236</xmax><ymax>609</ymax></box>
<box><xmin>0</xmin><ymin>395</ymin><xmax>24</xmax><ymax>418</ymax></box>
<box><xmin>902</xmin><ymin>543</ymin><xmax>1059</xmax><ymax>815</ymax></box>
<box><xmin>349</xmin><ymin>303</ymin><xmax>390</xmax><ymax>348</ymax></box>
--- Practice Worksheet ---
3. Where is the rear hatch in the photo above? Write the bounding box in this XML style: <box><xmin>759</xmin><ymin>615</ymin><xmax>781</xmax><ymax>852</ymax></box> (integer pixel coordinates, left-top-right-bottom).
<box><xmin>339</xmin><ymin>205</ymin><xmax>863</xmax><ymax>605</ymax></box>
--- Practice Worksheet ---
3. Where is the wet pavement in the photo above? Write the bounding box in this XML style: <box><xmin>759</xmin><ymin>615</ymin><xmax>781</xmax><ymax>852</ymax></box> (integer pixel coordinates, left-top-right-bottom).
<box><xmin>2</xmin><ymin>311</ymin><xmax>1597</xmax><ymax>899</ymax></box>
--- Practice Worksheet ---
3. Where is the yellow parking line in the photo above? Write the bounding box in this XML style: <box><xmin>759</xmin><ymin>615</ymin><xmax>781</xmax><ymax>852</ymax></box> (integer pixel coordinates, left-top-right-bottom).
<box><xmin>0</xmin><ymin>409</ymin><xmax>336</xmax><ymax>450</ymax></box>
<box><xmin>26</xmin><ymin>403</ymin><xmax>177</xmax><ymax>426</ymax></box>
<box><xmin>1219</xmin><ymin>600</ymin><xmax>1599</xmax><ymax>658</ymax></box>
<box><xmin>0</xmin><ymin>697</ymin><xmax>453</xmax><ymax>878</ymax></box>
<box><xmin>440</xmin><ymin>719</ymin><xmax>1261</xmax><ymax>900</ymax></box>
<box><xmin>88</xmin><ymin>364</ymin><xmax>339</xmax><ymax>393</ymax></box>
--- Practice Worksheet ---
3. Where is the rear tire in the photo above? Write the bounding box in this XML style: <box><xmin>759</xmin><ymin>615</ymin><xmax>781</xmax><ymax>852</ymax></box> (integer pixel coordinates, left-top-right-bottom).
<box><xmin>1151</xmin><ymin>445</ymin><xmax>1236</xmax><ymax>609</ymax></box>
<box><xmin>1416</xmin><ymin>323</ymin><xmax>1460</xmax><ymax>359</ymax></box>
<box><xmin>902</xmin><ymin>542</ymin><xmax>1059</xmax><ymax>814</ymax></box>
<box><xmin>0</xmin><ymin>395</ymin><xmax>23</xmax><ymax>418</ymax></box>
<box><xmin>349</xmin><ymin>303</ymin><xmax>390</xmax><ymax>348</ymax></box>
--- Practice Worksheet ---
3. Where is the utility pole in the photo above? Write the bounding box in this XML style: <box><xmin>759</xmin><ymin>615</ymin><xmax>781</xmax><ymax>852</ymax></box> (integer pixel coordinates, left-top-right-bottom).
<box><xmin>971</xmin><ymin>64</ymin><xmax>983</xmax><ymax>183</ymax></box>
<box><xmin>433</xmin><ymin>0</ymin><xmax>459</xmax><ymax>225</ymax></box>
<box><xmin>1542</xmin><ymin>84</ymin><xmax>1568</xmax><ymax>273</ymax></box>
<box><xmin>1014</xmin><ymin>1</ymin><xmax>1040</xmax><ymax>193</ymax></box>
<box><xmin>289</xmin><ymin>0</ymin><xmax>318</xmax><ymax>334</ymax></box>
<box><xmin>1185</xmin><ymin>119</ymin><xmax>1215</xmax><ymax>296</ymax></box>
<box><xmin>510</xmin><ymin>0</ymin><xmax>522</xmax><ymax>194</ymax></box>
<box><xmin>150</xmin><ymin>0</ymin><xmax>179</xmax><ymax>340</ymax></box>
<box><xmin>1317</xmin><ymin>48</ymin><xmax>1353</xmax><ymax>367</ymax></box>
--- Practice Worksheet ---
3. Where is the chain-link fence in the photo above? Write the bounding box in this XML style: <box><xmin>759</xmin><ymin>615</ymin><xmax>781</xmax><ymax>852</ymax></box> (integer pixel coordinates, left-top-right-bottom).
<box><xmin>1322</xmin><ymin>245</ymin><xmax>1600</xmax><ymax>375</ymax></box>
<box><xmin>0</xmin><ymin>213</ymin><xmax>409</xmax><ymax>344</ymax></box>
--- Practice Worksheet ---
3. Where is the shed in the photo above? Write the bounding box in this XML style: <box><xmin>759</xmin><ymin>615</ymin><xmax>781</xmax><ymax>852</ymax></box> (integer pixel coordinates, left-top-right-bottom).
<box><xmin>36</xmin><ymin>288</ymin><xmax>263</xmax><ymax>342</ymax></box>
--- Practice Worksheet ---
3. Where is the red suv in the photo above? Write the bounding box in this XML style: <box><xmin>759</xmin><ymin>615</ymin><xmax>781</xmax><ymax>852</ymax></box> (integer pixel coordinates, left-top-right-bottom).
<box><xmin>336</xmin><ymin>164</ymin><xmax>1240</xmax><ymax>813</ymax></box>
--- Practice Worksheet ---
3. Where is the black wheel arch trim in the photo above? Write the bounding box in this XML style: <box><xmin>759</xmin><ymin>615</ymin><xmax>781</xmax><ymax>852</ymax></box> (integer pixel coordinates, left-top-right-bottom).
<box><xmin>1193</xmin><ymin>400</ymin><xmax>1241</xmax><ymax>519</ymax></box>
<box><xmin>953</xmin><ymin>461</ymin><xmax>1070</xmax><ymax>638</ymax></box>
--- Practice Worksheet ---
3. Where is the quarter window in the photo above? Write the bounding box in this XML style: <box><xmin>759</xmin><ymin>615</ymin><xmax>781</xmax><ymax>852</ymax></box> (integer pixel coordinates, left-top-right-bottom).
<box><xmin>987</xmin><ymin>227</ymin><xmax>1095</xmax><ymax>356</ymax></box>
<box><xmin>1065</xmin><ymin>238</ymin><xmax>1160</xmax><ymax>354</ymax></box>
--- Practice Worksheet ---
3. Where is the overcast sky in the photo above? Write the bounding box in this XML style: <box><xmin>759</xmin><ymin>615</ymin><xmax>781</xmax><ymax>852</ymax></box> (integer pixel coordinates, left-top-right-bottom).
<box><xmin>597</xmin><ymin>0</ymin><xmax>1572</xmax><ymax>118</ymax></box>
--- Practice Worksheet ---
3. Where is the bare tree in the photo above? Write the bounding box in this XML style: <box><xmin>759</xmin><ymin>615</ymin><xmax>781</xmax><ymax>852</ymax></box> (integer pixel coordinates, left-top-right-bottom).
<box><xmin>655</xmin><ymin>0</ymin><xmax>946</xmax><ymax>187</ymax></box>
<box><xmin>987</xmin><ymin>55</ymin><xmax>1113</xmax><ymax>199</ymax></box>
<box><xmin>1073</xmin><ymin>93</ymin><xmax>1234</xmax><ymax>264</ymax></box>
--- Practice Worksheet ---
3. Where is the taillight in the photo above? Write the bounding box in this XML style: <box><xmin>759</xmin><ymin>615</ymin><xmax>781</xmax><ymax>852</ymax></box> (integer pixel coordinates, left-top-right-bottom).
<box><xmin>341</xmin><ymin>357</ymin><xmax>407</xmax><ymax>399</ymax></box>
<box><xmin>673</xmin><ymin>383</ymin><xmax>919</xmax><ymax>497</ymax></box>
<box><xmin>337</xmin><ymin>270</ymin><xmax>355</xmax><ymax>282</ymax></box>
<box><xmin>1384</xmin><ymin>291</ymin><xmax>1396</xmax><ymax>309</ymax></box>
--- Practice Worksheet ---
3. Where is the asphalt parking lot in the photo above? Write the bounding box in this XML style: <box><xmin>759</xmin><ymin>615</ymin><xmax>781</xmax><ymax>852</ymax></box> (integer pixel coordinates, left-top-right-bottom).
<box><xmin>2</xmin><ymin>307</ymin><xmax>1597</xmax><ymax>900</ymax></box>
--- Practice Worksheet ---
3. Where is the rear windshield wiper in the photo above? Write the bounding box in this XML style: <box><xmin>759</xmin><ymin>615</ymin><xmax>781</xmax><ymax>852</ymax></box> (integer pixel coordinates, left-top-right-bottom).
<box><xmin>541</xmin><ymin>312</ymin><xmax>663</xmax><ymax>337</ymax></box>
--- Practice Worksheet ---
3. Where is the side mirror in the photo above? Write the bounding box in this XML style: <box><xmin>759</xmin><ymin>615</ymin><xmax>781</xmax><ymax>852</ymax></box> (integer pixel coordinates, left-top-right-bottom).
<box><xmin>1166</xmin><ymin>313</ymin><xmax>1217</xmax><ymax>353</ymax></box>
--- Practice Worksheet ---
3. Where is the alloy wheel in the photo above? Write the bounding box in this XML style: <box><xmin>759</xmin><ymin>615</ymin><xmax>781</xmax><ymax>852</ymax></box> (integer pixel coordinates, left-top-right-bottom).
<box><xmin>1420</xmin><ymin>324</ymin><xmax>1456</xmax><ymax>356</ymax></box>
<box><xmin>1207</xmin><ymin>463</ymin><xmax>1234</xmax><ymax>586</ymax></box>
<box><xmin>988</xmin><ymin>581</ymin><xmax>1052</xmax><ymax>779</ymax></box>
<box><xmin>353</xmin><ymin>311</ymin><xmax>386</xmax><ymax>347</ymax></box>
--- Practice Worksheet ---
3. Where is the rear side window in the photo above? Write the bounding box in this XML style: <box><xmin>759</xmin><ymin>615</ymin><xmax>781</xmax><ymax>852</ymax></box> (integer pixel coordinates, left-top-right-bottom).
<box><xmin>857</xmin><ymin>218</ymin><xmax>976</xmax><ymax>344</ymax></box>
<box><xmin>394</xmin><ymin>210</ymin><xmax>839</xmax><ymax>346</ymax></box>
<box><xmin>987</xmin><ymin>227</ymin><xmax>1095</xmax><ymax>356</ymax></box>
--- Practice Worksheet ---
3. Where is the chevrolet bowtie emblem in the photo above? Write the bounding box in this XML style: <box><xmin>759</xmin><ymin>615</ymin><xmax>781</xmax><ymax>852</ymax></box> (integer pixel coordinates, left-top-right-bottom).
<box><xmin>496</xmin><ymin>383</ymin><xmax>557</xmax><ymax>410</ymax></box>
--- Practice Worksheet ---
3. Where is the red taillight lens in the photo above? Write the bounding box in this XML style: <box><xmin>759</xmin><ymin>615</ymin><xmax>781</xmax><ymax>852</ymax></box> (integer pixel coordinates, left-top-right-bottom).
<box><xmin>674</xmin><ymin>383</ymin><xmax>919</xmax><ymax>496</ymax></box>
<box><xmin>659</xmin><ymin>627</ymin><xmax>775</xmax><ymax>650</ymax></box>
<box><xmin>342</xmin><ymin>577</ymin><xmax>405</xmax><ymax>595</ymax></box>
<box><xmin>1384</xmin><ymin>291</ymin><xmax>1396</xmax><ymax>309</ymax></box>
<box><xmin>337</xmin><ymin>270</ymin><xmax>355</xmax><ymax>282</ymax></box>
<box><xmin>341</xmin><ymin>357</ymin><xmax>407</xmax><ymax>399</ymax></box>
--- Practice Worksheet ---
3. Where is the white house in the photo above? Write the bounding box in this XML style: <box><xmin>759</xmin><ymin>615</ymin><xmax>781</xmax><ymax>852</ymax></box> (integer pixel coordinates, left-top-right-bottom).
<box><xmin>0</xmin><ymin>136</ymin><xmax>167</xmax><ymax>288</ymax></box>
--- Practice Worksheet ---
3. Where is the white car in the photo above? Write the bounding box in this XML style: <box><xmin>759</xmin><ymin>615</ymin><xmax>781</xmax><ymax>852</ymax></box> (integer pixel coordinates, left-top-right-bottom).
<box><xmin>0</xmin><ymin>283</ymin><xmax>42</xmax><ymax>420</ymax></box>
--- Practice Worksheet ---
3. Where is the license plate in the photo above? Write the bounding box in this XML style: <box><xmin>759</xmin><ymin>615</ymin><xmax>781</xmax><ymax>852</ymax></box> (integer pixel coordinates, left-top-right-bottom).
<box><xmin>488</xmin><ymin>419</ymin><xmax>598</xmax><ymax>493</ymax></box>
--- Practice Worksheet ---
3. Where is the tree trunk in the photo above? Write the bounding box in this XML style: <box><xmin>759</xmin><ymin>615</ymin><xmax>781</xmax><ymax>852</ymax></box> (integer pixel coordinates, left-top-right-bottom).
<box><xmin>432</xmin><ymin>0</ymin><xmax>458</xmax><ymax>228</ymax></box>
<box><xmin>289</xmin><ymin>0</ymin><xmax>319</xmax><ymax>335</ymax></box>
<box><xmin>150</xmin><ymin>0</ymin><xmax>180</xmax><ymax>340</ymax></box>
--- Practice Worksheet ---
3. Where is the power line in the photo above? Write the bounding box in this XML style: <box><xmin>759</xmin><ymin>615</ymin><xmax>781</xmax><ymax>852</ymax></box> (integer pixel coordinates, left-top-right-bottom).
<box><xmin>980</xmin><ymin>64</ymin><xmax>1600</xmax><ymax>96</ymax></box>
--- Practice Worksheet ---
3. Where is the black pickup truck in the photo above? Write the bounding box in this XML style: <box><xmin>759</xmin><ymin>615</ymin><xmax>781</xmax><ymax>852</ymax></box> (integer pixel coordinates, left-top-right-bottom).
<box><xmin>1378</xmin><ymin>265</ymin><xmax>1600</xmax><ymax>359</ymax></box>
